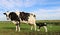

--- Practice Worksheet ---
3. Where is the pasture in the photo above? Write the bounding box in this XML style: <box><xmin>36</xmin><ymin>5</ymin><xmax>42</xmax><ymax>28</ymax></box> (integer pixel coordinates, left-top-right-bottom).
<box><xmin>0</xmin><ymin>20</ymin><xmax>60</xmax><ymax>35</ymax></box>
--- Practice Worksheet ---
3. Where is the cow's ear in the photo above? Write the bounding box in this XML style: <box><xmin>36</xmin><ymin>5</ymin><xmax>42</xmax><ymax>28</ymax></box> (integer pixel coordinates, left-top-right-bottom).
<box><xmin>3</xmin><ymin>13</ymin><xmax>6</xmax><ymax>15</ymax></box>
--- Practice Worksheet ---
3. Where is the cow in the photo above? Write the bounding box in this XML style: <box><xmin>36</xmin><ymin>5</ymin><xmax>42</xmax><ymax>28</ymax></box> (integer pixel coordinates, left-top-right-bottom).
<box><xmin>36</xmin><ymin>22</ymin><xmax>47</xmax><ymax>32</ymax></box>
<box><xmin>3</xmin><ymin>11</ymin><xmax>36</xmax><ymax>31</ymax></box>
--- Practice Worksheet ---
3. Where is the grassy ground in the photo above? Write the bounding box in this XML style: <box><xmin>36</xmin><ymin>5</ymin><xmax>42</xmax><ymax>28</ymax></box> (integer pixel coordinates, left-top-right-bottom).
<box><xmin>0</xmin><ymin>21</ymin><xmax>60</xmax><ymax>35</ymax></box>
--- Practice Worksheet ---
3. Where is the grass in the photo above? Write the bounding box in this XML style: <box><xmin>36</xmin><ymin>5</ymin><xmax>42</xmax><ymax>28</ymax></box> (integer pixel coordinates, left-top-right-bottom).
<box><xmin>0</xmin><ymin>21</ymin><xmax>60</xmax><ymax>35</ymax></box>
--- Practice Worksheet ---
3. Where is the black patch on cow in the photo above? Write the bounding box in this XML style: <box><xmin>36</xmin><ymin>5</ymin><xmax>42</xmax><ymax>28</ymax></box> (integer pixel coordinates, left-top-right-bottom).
<box><xmin>34</xmin><ymin>15</ymin><xmax>36</xmax><ymax>17</ymax></box>
<box><xmin>20</xmin><ymin>12</ymin><xmax>30</xmax><ymax>21</ymax></box>
<box><xmin>9</xmin><ymin>12</ymin><xmax>20</xmax><ymax>21</ymax></box>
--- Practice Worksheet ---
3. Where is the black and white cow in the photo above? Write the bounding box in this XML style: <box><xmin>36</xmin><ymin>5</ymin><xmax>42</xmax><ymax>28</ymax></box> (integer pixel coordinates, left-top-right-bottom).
<box><xmin>3</xmin><ymin>11</ymin><xmax>36</xmax><ymax>31</ymax></box>
<box><xmin>36</xmin><ymin>22</ymin><xmax>47</xmax><ymax>32</ymax></box>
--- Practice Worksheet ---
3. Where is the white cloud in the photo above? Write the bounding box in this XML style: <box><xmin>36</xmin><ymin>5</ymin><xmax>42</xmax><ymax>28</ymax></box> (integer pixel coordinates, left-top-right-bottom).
<box><xmin>24</xmin><ymin>0</ymin><xmax>37</xmax><ymax>7</ymax></box>
<box><xmin>0</xmin><ymin>0</ymin><xmax>37</xmax><ymax>9</ymax></box>
<box><xmin>0</xmin><ymin>0</ymin><xmax>14</xmax><ymax>8</ymax></box>
<box><xmin>0</xmin><ymin>0</ymin><xmax>60</xmax><ymax>8</ymax></box>
<box><xmin>33</xmin><ymin>8</ymin><xmax>60</xmax><ymax>20</ymax></box>
<box><xmin>37</xmin><ymin>0</ymin><xmax>60</xmax><ymax>5</ymax></box>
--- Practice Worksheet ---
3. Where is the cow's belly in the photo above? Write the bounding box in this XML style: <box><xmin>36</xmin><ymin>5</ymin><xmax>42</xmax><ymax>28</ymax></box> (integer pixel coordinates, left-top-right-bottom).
<box><xmin>12</xmin><ymin>21</ymin><xmax>19</xmax><ymax>24</ymax></box>
<box><xmin>20</xmin><ymin>20</ymin><xmax>35</xmax><ymax>25</ymax></box>
<box><xmin>20</xmin><ymin>20</ymin><xmax>28</xmax><ymax>24</ymax></box>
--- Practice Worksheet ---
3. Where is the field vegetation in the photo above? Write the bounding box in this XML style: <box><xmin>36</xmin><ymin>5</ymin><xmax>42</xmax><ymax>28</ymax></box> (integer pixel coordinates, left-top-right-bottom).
<box><xmin>0</xmin><ymin>20</ymin><xmax>60</xmax><ymax>35</ymax></box>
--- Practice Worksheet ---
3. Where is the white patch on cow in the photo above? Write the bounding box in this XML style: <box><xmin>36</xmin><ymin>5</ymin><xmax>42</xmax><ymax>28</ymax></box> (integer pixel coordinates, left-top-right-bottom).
<box><xmin>12</xmin><ymin>21</ymin><xmax>19</xmax><ymax>24</ymax></box>
<box><xmin>15</xmin><ymin>12</ymin><xmax>20</xmax><ymax>17</ymax></box>
<box><xmin>12</xmin><ymin>21</ymin><xmax>16</xmax><ymax>24</ymax></box>
<box><xmin>28</xmin><ymin>14</ymin><xmax>35</xmax><ymax>24</ymax></box>
<box><xmin>6</xmin><ymin>12</ymin><xmax>10</xmax><ymax>16</ymax></box>
<box><xmin>5</xmin><ymin>12</ymin><xmax>10</xmax><ymax>20</ymax></box>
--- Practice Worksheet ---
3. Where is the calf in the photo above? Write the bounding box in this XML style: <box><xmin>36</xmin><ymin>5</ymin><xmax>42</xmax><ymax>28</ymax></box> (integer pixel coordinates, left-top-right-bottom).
<box><xmin>36</xmin><ymin>22</ymin><xmax>47</xmax><ymax>32</ymax></box>
<box><xmin>3</xmin><ymin>11</ymin><xmax>36</xmax><ymax>31</ymax></box>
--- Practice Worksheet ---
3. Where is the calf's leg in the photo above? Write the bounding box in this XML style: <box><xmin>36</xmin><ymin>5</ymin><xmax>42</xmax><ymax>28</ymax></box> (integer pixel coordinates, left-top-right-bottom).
<box><xmin>43</xmin><ymin>26</ymin><xmax>47</xmax><ymax>32</ymax></box>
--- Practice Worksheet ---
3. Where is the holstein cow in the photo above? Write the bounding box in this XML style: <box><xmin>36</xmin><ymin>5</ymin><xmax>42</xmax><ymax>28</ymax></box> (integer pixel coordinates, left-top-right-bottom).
<box><xmin>3</xmin><ymin>11</ymin><xmax>36</xmax><ymax>31</ymax></box>
<box><xmin>36</xmin><ymin>22</ymin><xmax>47</xmax><ymax>32</ymax></box>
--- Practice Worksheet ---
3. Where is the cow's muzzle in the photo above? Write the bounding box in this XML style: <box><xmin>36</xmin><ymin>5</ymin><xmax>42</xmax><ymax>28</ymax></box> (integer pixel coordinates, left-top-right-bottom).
<box><xmin>7</xmin><ymin>17</ymin><xmax>9</xmax><ymax>20</ymax></box>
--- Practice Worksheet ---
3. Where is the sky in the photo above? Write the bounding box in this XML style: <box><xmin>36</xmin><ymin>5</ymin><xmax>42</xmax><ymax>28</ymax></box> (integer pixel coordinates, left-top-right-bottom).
<box><xmin>0</xmin><ymin>0</ymin><xmax>60</xmax><ymax>21</ymax></box>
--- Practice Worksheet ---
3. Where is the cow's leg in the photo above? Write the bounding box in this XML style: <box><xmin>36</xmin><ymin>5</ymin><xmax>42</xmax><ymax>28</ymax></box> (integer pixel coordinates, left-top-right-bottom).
<box><xmin>18</xmin><ymin>23</ymin><xmax>20</xmax><ymax>31</ymax></box>
<box><xmin>16</xmin><ymin>25</ymin><xmax>18</xmax><ymax>31</ymax></box>
<box><xmin>16</xmin><ymin>24</ymin><xmax>20</xmax><ymax>32</ymax></box>
<box><xmin>30</xmin><ymin>24</ymin><xmax>36</xmax><ymax>31</ymax></box>
<box><xmin>16</xmin><ymin>21</ymin><xmax>20</xmax><ymax>32</ymax></box>
<box><xmin>12</xmin><ymin>21</ymin><xmax>18</xmax><ymax>31</ymax></box>
<box><xmin>18</xmin><ymin>26</ymin><xmax>20</xmax><ymax>31</ymax></box>
<box><xmin>12</xmin><ymin>21</ymin><xmax>20</xmax><ymax>32</ymax></box>
<box><xmin>43</xmin><ymin>26</ymin><xmax>47</xmax><ymax>32</ymax></box>
<box><xmin>31</xmin><ymin>25</ymin><xmax>33</xmax><ymax>30</ymax></box>
<box><xmin>34</xmin><ymin>24</ymin><xmax>36</xmax><ymax>31</ymax></box>
<box><xmin>17</xmin><ymin>25</ymin><xmax>20</xmax><ymax>31</ymax></box>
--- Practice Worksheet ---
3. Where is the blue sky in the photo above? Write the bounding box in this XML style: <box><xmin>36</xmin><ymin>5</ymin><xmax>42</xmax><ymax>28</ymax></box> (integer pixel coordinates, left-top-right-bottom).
<box><xmin>0</xmin><ymin>0</ymin><xmax>60</xmax><ymax>21</ymax></box>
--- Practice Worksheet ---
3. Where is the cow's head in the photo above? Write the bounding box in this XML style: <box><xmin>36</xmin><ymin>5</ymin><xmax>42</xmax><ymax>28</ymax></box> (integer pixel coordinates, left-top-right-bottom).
<box><xmin>3</xmin><ymin>11</ymin><xmax>10</xmax><ymax>20</ymax></box>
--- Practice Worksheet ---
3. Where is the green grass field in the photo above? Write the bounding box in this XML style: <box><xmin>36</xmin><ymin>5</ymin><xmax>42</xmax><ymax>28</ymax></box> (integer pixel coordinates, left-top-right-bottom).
<box><xmin>0</xmin><ymin>20</ymin><xmax>60</xmax><ymax>35</ymax></box>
